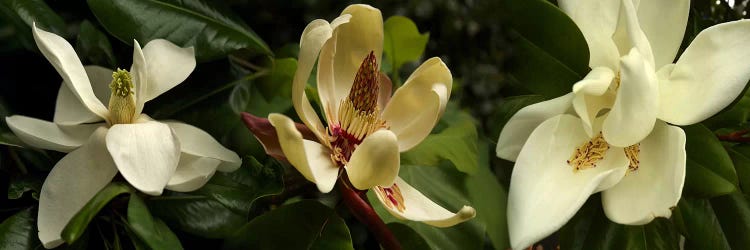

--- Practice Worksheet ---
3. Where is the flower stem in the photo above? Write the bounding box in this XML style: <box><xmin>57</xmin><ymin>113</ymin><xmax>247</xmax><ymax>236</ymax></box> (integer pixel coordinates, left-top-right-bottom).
<box><xmin>338</xmin><ymin>181</ymin><xmax>401</xmax><ymax>250</ymax></box>
<box><xmin>718</xmin><ymin>129</ymin><xmax>750</xmax><ymax>142</ymax></box>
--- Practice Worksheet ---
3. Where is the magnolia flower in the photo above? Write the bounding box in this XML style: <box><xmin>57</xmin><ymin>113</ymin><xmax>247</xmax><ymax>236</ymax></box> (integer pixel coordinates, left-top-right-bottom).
<box><xmin>496</xmin><ymin>0</ymin><xmax>750</xmax><ymax>248</ymax></box>
<box><xmin>6</xmin><ymin>25</ymin><xmax>241</xmax><ymax>248</ymax></box>
<box><xmin>262</xmin><ymin>4</ymin><xmax>474</xmax><ymax>227</ymax></box>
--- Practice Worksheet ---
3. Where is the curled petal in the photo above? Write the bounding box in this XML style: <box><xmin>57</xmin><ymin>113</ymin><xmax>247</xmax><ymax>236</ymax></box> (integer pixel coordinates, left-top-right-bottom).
<box><xmin>346</xmin><ymin>130</ymin><xmax>399</xmax><ymax>190</ymax></box>
<box><xmin>53</xmin><ymin>65</ymin><xmax>112</xmax><ymax>125</ymax></box>
<box><xmin>602</xmin><ymin>122</ymin><xmax>686</xmax><ymax>225</ymax></box>
<box><xmin>658</xmin><ymin>20</ymin><xmax>750</xmax><ymax>125</ymax></box>
<box><xmin>508</xmin><ymin>114</ymin><xmax>628</xmax><ymax>249</ymax></box>
<box><xmin>373</xmin><ymin>177</ymin><xmax>475</xmax><ymax>227</ymax></box>
<box><xmin>165</xmin><ymin>121</ymin><xmax>241</xmax><ymax>172</ymax></box>
<box><xmin>37</xmin><ymin>127</ymin><xmax>118</xmax><ymax>248</ymax></box>
<box><xmin>106</xmin><ymin>121</ymin><xmax>180</xmax><ymax>196</ymax></box>
<box><xmin>140</xmin><ymin>39</ymin><xmax>196</xmax><ymax>101</ymax></box>
<box><xmin>269</xmin><ymin>113</ymin><xmax>339</xmax><ymax>193</ymax></box>
<box><xmin>166</xmin><ymin>153</ymin><xmax>220</xmax><ymax>192</ymax></box>
<box><xmin>497</xmin><ymin>93</ymin><xmax>574</xmax><ymax>161</ymax></box>
<box><xmin>6</xmin><ymin>115</ymin><xmax>102</xmax><ymax>152</ymax></box>
<box><xmin>241</xmin><ymin>112</ymin><xmax>318</xmax><ymax>162</ymax></box>
<box><xmin>382</xmin><ymin>57</ymin><xmax>452</xmax><ymax>151</ymax></box>
<box><xmin>32</xmin><ymin>25</ymin><xmax>109</xmax><ymax>119</ymax></box>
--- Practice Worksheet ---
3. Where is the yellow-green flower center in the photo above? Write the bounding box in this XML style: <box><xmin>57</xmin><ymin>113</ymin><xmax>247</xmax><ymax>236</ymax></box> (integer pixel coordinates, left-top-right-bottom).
<box><xmin>108</xmin><ymin>68</ymin><xmax>136</xmax><ymax>125</ymax></box>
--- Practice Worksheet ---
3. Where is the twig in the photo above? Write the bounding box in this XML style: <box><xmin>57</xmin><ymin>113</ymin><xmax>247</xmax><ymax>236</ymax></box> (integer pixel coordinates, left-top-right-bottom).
<box><xmin>718</xmin><ymin>129</ymin><xmax>750</xmax><ymax>142</ymax></box>
<box><xmin>338</xmin><ymin>180</ymin><xmax>401</xmax><ymax>250</ymax></box>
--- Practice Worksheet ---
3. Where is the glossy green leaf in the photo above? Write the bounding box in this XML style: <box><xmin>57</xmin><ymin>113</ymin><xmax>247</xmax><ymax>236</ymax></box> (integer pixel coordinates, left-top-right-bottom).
<box><xmin>560</xmin><ymin>196</ymin><xmax>680</xmax><ymax>250</ymax></box>
<box><xmin>500</xmin><ymin>0</ymin><xmax>589</xmax><ymax>98</ymax></box>
<box><xmin>487</xmin><ymin>95</ymin><xmax>545</xmax><ymax>138</ymax></box>
<box><xmin>0</xmin><ymin>208</ymin><xmax>40</xmax><ymax>250</ymax></box>
<box><xmin>75</xmin><ymin>20</ymin><xmax>116</xmax><ymax>68</ymax></box>
<box><xmin>712</xmin><ymin>191</ymin><xmax>750</xmax><ymax>250</ymax></box>
<box><xmin>150</xmin><ymin>157</ymin><xmax>282</xmax><ymax>239</ymax></box>
<box><xmin>222</xmin><ymin>200</ymin><xmax>353</xmax><ymax>250</ymax></box>
<box><xmin>87</xmin><ymin>0</ymin><xmax>271</xmax><ymax>61</ymax></box>
<box><xmin>401</xmin><ymin>119</ymin><xmax>478</xmax><ymax>174</ymax></box>
<box><xmin>127</xmin><ymin>194</ymin><xmax>183</xmax><ymax>250</ymax></box>
<box><xmin>386</xmin><ymin>223</ymin><xmax>431</xmax><ymax>250</ymax></box>
<box><xmin>727</xmin><ymin>146</ymin><xmax>750</xmax><ymax>194</ymax></box>
<box><xmin>683</xmin><ymin>124</ymin><xmax>738</xmax><ymax>197</ymax></box>
<box><xmin>62</xmin><ymin>182</ymin><xmax>132</xmax><ymax>244</ymax></box>
<box><xmin>368</xmin><ymin>163</ymin><xmax>491</xmax><ymax>250</ymax></box>
<box><xmin>0</xmin><ymin>0</ymin><xmax>67</xmax><ymax>43</ymax></box>
<box><xmin>257</xmin><ymin>58</ymin><xmax>297</xmax><ymax>100</ymax></box>
<box><xmin>7</xmin><ymin>176</ymin><xmax>41</xmax><ymax>200</ymax></box>
<box><xmin>673</xmin><ymin>197</ymin><xmax>731</xmax><ymax>250</ymax></box>
<box><xmin>468</xmin><ymin>141</ymin><xmax>510</xmax><ymax>249</ymax></box>
<box><xmin>383</xmin><ymin>16</ymin><xmax>429</xmax><ymax>85</ymax></box>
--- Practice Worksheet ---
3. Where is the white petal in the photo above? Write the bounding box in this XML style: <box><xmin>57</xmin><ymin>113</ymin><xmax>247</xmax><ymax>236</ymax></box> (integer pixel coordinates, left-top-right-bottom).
<box><xmin>131</xmin><ymin>40</ymin><xmax>148</xmax><ymax>116</ymax></box>
<box><xmin>373</xmin><ymin>177</ymin><xmax>476</xmax><ymax>227</ymax></box>
<box><xmin>328</xmin><ymin>4</ymin><xmax>384</xmax><ymax>109</ymax></box>
<box><xmin>637</xmin><ymin>0</ymin><xmax>689</xmax><ymax>68</ymax></box>
<box><xmin>658</xmin><ymin>20</ymin><xmax>750</xmax><ymax>125</ymax></box>
<box><xmin>6</xmin><ymin>115</ymin><xmax>102</xmax><ymax>152</ymax></box>
<box><xmin>572</xmin><ymin>67</ymin><xmax>615</xmax><ymax>96</ymax></box>
<box><xmin>573</xmin><ymin>93</ymin><xmax>614</xmax><ymax>137</ymax></box>
<box><xmin>165</xmin><ymin>153</ymin><xmax>220</xmax><ymax>192</ymax></box>
<box><xmin>346</xmin><ymin>130</ymin><xmax>399</xmax><ymax>190</ymax></box>
<box><xmin>508</xmin><ymin>114</ymin><xmax>628</xmax><ymax>249</ymax></box>
<box><xmin>382</xmin><ymin>57</ymin><xmax>452</xmax><ymax>152</ymax></box>
<box><xmin>317</xmin><ymin>15</ymin><xmax>353</xmax><ymax>120</ymax></box>
<box><xmin>105</xmin><ymin>121</ymin><xmax>180</xmax><ymax>196</ymax></box>
<box><xmin>496</xmin><ymin>93</ymin><xmax>574</xmax><ymax>161</ymax></box>
<box><xmin>558</xmin><ymin>0</ymin><xmax>621</xmax><ymax>68</ymax></box>
<box><xmin>37</xmin><ymin>127</ymin><xmax>118</xmax><ymax>248</ymax></box>
<box><xmin>165</xmin><ymin>121</ymin><xmax>241</xmax><ymax>172</ymax></box>
<box><xmin>293</xmin><ymin>19</ymin><xmax>335</xmax><ymax>145</ymax></box>
<box><xmin>140</xmin><ymin>39</ymin><xmax>196</xmax><ymax>101</ymax></box>
<box><xmin>602</xmin><ymin>48</ymin><xmax>658</xmax><ymax>147</ymax></box>
<box><xmin>613</xmin><ymin>0</ymin><xmax>655</xmax><ymax>66</ymax></box>
<box><xmin>269</xmin><ymin>113</ymin><xmax>339</xmax><ymax>193</ymax></box>
<box><xmin>602</xmin><ymin>122</ymin><xmax>686</xmax><ymax>225</ymax></box>
<box><xmin>32</xmin><ymin>25</ymin><xmax>109</xmax><ymax>119</ymax></box>
<box><xmin>53</xmin><ymin>65</ymin><xmax>112</xmax><ymax>125</ymax></box>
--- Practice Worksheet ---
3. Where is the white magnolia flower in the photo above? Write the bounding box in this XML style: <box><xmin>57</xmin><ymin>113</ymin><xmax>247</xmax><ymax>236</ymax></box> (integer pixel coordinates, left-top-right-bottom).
<box><xmin>6</xmin><ymin>25</ymin><xmax>241</xmax><ymax>248</ymax></box>
<box><xmin>268</xmin><ymin>4</ymin><xmax>474</xmax><ymax>227</ymax></box>
<box><xmin>496</xmin><ymin>0</ymin><xmax>750</xmax><ymax>248</ymax></box>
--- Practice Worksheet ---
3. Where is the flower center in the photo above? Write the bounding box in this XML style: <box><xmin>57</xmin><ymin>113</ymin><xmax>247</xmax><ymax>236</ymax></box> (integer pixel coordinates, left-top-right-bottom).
<box><xmin>328</xmin><ymin>51</ymin><xmax>386</xmax><ymax>167</ymax></box>
<box><xmin>567</xmin><ymin>132</ymin><xmax>610</xmax><ymax>172</ymax></box>
<box><xmin>609</xmin><ymin>71</ymin><xmax>622</xmax><ymax>92</ymax></box>
<box><xmin>375</xmin><ymin>184</ymin><xmax>406</xmax><ymax>213</ymax></box>
<box><xmin>108</xmin><ymin>68</ymin><xmax>136</xmax><ymax>125</ymax></box>
<box><xmin>624</xmin><ymin>143</ymin><xmax>640</xmax><ymax>173</ymax></box>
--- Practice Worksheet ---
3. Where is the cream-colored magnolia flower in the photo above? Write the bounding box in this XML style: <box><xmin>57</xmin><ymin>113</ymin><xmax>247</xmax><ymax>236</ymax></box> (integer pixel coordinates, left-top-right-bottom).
<box><xmin>269</xmin><ymin>4</ymin><xmax>474</xmax><ymax>227</ymax></box>
<box><xmin>6</xmin><ymin>25</ymin><xmax>241</xmax><ymax>248</ymax></box>
<box><xmin>496</xmin><ymin>0</ymin><xmax>750</xmax><ymax>249</ymax></box>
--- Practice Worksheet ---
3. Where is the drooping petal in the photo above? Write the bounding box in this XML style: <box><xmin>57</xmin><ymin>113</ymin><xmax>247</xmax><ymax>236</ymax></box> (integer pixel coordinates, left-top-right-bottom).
<box><xmin>637</xmin><ymin>0</ymin><xmax>689</xmax><ymax>68</ymax></box>
<box><xmin>497</xmin><ymin>93</ymin><xmax>574</xmax><ymax>161</ymax></box>
<box><xmin>345</xmin><ymin>130</ymin><xmax>399</xmax><ymax>190</ymax></box>
<box><xmin>602</xmin><ymin>48</ymin><xmax>658</xmax><ymax>147</ymax></box>
<box><xmin>37</xmin><ymin>127</ymin><xmax>118</xmax><ymax>249</ymax></box>
<box><xmin>558</xmin><ymin>0</ymin><xmax>621</xmax><ymax>68</ymax></box>
<box><xmin>373</xmin><ymin>177</ymin><xmax>476</xmax><ymax>227</ymax></box>
<box><xmin>382</xmin><ymin>57</ymin><xmax>451</xmax><ymax>152</ymax></box>
<box><xmin>105</xmin><ymin>121</ymin><xmax>180</xmax><ymax>196</ymax></box>
<box><xmin>166</xmin><ymin>153</ymin><xmax>220</xmax><ymax>192</ymax></box>
<box><xmin>32</xmin><ymin>25</ymin><xmax>109</xmax><ymax>119</ymax></box>
<box><xmin>53</xmin><ymin>65</ymin><xmax>112</xmax><ymax>125</ymax></box>
<box><xmin>140</xmin><ymin>39</ymin><xmax>196</xmax><ymax>101</ymax></box>
<box><xmin>240</xmin><ymin>112</ymin><xmax>318</xmax><ymax>162</ymax></box>
<box><xmin>165</xmin><ymin>121</ymin><xmax>241</xmax><ymax>172</ymax></box>
<box><xmin>131</xmin><ymin>40</ymin><xmax>148</xmax><ymax>116</ymax></box>
<box><xmin>269</xmin><ymin>113</ymin><xmax>339</xmax><ymax>193</ymax></box>
<box><xmin>330</xmin><ymin>4</ymin><xmax>384</xmax><ymax>109</ymax></box>
<box><xmin>293</xmin><ymin>19</ymin><xmax>336</xmax><ymax>145</ymax></box>
<box><xmin>508</xmin><ymin>114</ymin><xmax>628</xmax><ymax>249</ymax></box>
<box><xmin>658</xmin><ymin>20</ymin><xmax>750</xmax><ymax>125</ymax></box>
<box><xmin>6</xmin><ymin>115</ymin><xmax>102</xmax><ymax>152</ymax></box>
<box><xmin>602</xmin><ymin>121</ymin><xmax>686</xmax><ymax>225</ymax></box>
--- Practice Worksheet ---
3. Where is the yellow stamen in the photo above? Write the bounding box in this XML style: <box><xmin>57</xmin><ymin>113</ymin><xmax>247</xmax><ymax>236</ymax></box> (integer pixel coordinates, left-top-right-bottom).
<box><xmin>567</xmin><ymin>132</ymin><xmax>609</xmax><ymax>172</ymax></box>
<box><xmin>624</xmin><ymin>143</ymin><xmax>641</xmax><ymax>173</ymax></box>
<box><xmin>108</xmin><ymin>68</ymin><xmax>136</xmax><ymax>125</ymax></box>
